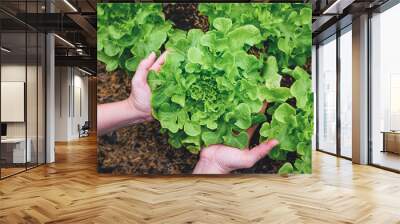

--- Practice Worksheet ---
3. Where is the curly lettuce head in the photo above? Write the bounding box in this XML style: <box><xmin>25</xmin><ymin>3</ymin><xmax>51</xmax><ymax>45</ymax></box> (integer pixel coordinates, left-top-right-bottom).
<box><xmin>148</xmin><ymin>18</ymin><xmax>269</xmax><ymax>153</ymax></box>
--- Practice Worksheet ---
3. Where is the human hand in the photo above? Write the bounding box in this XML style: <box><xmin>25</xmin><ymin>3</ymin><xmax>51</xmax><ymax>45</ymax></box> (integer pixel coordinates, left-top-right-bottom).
<box><xmin>97</xmin><ymin>52</ymin><xmax>168</xmax><ymax>135</ymax></box>
<box><xmin>127</xmin><ymin>51</ymin><xmax>168</xmax><ymax>121</ymax></box>
<box><xmin>192</xmin><ymin>140</ymin><xmax>279</xmax><ymax>174</ymax></box>
<box><xmin>193</xmin><ymin>103</ymin><xmax>279</xmax><ymax>174</ymax></box>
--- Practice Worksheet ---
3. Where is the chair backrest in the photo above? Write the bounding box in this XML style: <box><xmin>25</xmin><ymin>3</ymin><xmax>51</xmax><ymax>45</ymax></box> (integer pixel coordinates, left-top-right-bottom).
<box><xmin>82</xmin><ymin>121</ymin><xmax>90</xmax><ymax>129</ymax></box>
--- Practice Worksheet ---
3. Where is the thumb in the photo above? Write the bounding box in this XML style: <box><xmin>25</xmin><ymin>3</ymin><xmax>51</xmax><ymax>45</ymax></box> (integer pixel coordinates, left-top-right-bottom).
<box><xmin>246</xmin><ymin>102</ymin><xmax>269</xmax><ymax>142</ymax></box>
<box><xmin>149</xmin><ymin>51</ymin><xmax>168</xmax><ymax>72</ymax></box>
<box><xmin>134</xmin><ymin>52</ymin><xmax>157</xmax><ymax>84</ymax></box>
<box><xmin>246</xmin><ymin>139</ymin><xmax>279</xmax><ymax>166</ymax></box>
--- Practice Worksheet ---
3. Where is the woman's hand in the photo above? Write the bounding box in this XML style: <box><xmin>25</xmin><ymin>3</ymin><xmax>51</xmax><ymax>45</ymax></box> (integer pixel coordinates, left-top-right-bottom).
<box><xmin>192</xmin><ymin>140</ymin><xmax>279</xmax><ymax>174</ymax></box>
<box><xmin>193</xmin><ymin>103</ymin><xmax>279</xmax><ymax>174</ymax></box>
<box><xmin>97</xmin><ymin>52</ymin><xmax>167</xmax><ymax>135</ymax></box>
<box><xmin>128</xmin><ymin>51</ymin><xmax>168</xmax><ymax>121</ymax></box>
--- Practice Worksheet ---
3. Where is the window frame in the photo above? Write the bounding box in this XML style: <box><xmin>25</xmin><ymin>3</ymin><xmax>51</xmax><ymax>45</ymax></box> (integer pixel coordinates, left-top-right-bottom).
<box><xmin>315</xmin><ymin>24</ymin><xmax>353</xmax><ymax>161</ymax></box>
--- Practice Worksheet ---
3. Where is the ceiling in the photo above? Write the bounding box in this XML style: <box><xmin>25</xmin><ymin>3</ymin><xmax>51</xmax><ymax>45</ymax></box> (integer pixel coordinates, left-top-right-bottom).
<box><xmin>311</xmin><ymin>0</ymin><xmax>390</xmax><ymax>43</ymax></box>
<box><xmin>0</xmin><ymin>0</ymin><xmax>96</xmax><ymax>73</ymax></box>
<box><xmin>1</xmin><ymin>32</ymin><xmax>45</xmax><ymax>64</ymax></box>
<box><xmin>0</xmin><ymin>0</ymin><xmax>95</xmax><ymax>14</ymax></box>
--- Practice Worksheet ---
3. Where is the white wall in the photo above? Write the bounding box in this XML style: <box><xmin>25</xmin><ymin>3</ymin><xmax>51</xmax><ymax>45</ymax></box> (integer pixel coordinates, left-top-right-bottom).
<box><xmin>1</xmin><ymin>63</ymin><xmax>46</xmax><ymax>164</ymax></box>
<box><xmin>54</xmin><ymin>67</ymin><xmax>89</xmax><ymax>141</ymax></box>
<box><xmin>72</xmin><ymin>73</ymin><xmax>89</xmax><ymax>138</ymax></box>
<box><xmin>55</xmin><ymin>67</ymin><xmax>69</xmax><ymax>141</ymax></box>
<box><xmin>1</xmin><ymin>65</ymin><xmax>25</xmax><ymax>130</ymax></box>
<box><xmin>1</xmin><ymin>65</ymin><xmax>26</xmax><ymax>138</ymax></box>
<box><xmin>1</xmin><ymin>65</ymin><xmax>42</xmax><ymax>138</ymax></box>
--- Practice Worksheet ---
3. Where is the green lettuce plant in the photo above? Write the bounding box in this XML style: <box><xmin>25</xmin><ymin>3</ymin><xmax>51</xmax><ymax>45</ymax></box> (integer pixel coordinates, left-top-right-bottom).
<box><xmin>198</xmin><ymin>3</ymin><xmax>312</xmax><ymax>68</ymax></box>
<box><xmin>197</xmin><ymin>3</ymin><xmax>313</xmax><ymax>174</ymax></box>
<box><xmin>97</xmin><ymin>3</ymin><xmax>172</xmax><ymax>72</ymax></box>
<box><xmin>148</xmin><ymin>20</ymin><xmax>268</xmax><ymax>153</ymax></box>
<box><xmin>259</xmin><ymin>66</ymin><xmax>313</xmax><ymax>174</ymax></box>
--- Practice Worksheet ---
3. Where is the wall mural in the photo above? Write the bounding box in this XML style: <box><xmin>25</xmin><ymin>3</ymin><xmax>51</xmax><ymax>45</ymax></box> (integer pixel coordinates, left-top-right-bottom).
<box><xmin>97</xmin><ymin>3</ymin><xmax>313</xmax><ymax>175</ymax></box>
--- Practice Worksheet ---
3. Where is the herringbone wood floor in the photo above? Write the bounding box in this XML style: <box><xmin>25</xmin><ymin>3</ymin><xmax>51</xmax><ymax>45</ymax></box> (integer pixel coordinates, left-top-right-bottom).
<box><xmin>1</xmin><ymin>136</ymin><xmax>400</xmax><ymax>224</ymax></box>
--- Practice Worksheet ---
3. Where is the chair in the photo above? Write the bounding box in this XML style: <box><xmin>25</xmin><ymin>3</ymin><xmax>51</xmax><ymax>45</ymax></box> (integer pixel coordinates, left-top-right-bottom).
<box><xmin>78</xmin><ymin>121</ymin><xmax>90</xmax><ymax>138</ymax></box>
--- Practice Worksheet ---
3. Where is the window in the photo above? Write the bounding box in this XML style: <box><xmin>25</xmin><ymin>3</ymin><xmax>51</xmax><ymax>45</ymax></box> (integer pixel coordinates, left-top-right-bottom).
<box><xmin>312</xmin><ymin>45</ymin><xmax>317</xmax><ymax>150</ymax></box>
<box><xmin>317</xmin><ymin>35</ymin><xmax>337</xmax><ymax>154</ymax></box>
<box><xmin>370</xmin><ymin>3</ymin><xmax>400</xmax><ymax>171</ymax></box>
<box><xmin>0</xmin><ymin>1</ymin><xmax>47</xmax><ymax>179</ymax></box>
<box><xmin>339</xmin><ymin>27</ymin><xmax>352</xmax><ymax>158</ymax></box>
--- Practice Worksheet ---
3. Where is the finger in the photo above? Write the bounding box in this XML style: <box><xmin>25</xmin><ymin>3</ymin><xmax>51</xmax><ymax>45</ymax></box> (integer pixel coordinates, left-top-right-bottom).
<box><xmin>245</xmin><ymin>139</ymin><xmax>279</xmax><ymax>166</ymax></box>
<box><xmin>246</xmin><ymin>102</ymin><xmax>269</xmax><ymax>141</ymax></box>
<box><xmin>149</xmin><ymin>51</ymin><xmax>168</xmax><ymax>72</ymax></box>
<box><xmin>138</xmin><ymin>52</ymin><xmax>157</xmax><ymax>71</ymax></box>
<box><xmin>135</xmin><ymin>52</ymin><xmax>157</xmax><ymax>83</ymax></box>
<box><xmin>247</xmin><ymin>126</ymin><xmax>257</xmax><ymax>141</ymax></box>
<box><xmin>260</xmin><ymin>101</ymin><xmax>268</xmax><ymax>113</ymax></box>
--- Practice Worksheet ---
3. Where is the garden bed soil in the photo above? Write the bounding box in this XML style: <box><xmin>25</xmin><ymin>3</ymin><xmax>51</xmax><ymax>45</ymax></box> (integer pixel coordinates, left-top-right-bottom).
<box><xmin>163</xmin><ymin>3</ymin><xmax>209</xmax><ymax>32</ymax></box>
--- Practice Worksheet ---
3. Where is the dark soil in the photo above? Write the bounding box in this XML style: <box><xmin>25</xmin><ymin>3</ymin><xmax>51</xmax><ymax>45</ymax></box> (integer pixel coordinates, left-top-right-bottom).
<box><xmin>287</xmin><ymin>97</ymin><xmax>297</xmax><ymax>108</ymax></box>
<box><xmin>248</xmin><ymin>46</ymin><xmax>261</xmax><ymax>58</ymax></box>
<box><xmin>280</xmin><ymin>74</ymin><xmax>294</xmax><ymax>88</ymax></box>
<box><xmin>280</xmin><ymin>74</ymin><xmax>297</xmax><ymax>107</ymax></box>
<box><xmin>163</xmin><ymin>3</ymin><xmax>209</xmax><ymax>32</ymax></box>
<box><xmin>304</xmin><ymin>58</ymin><xmax>312</xmax><ymax>75</ymax></box>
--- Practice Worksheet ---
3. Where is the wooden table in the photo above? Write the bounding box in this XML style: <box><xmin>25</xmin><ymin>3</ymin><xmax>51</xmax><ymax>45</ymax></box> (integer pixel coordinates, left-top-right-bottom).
<box><xmin>382</xmin><ymin>131</ymin><xmax>400</xmax><ymax>154</ymax></box>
